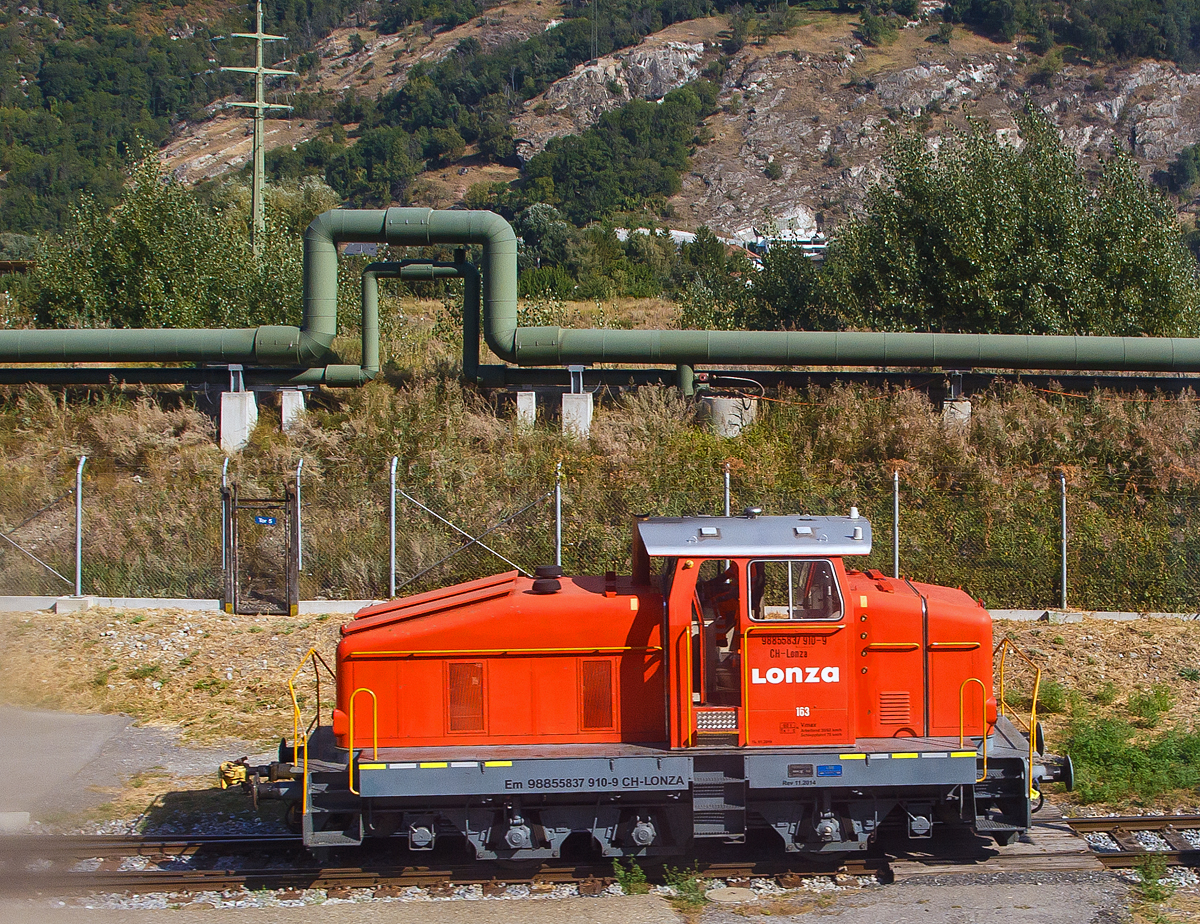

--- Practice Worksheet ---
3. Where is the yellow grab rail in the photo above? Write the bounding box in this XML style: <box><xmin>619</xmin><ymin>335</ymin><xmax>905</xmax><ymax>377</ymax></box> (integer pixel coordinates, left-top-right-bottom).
<box><xmin>347</xmin><ymin>687</ymin><xmax>379</xmax><ymax>796</ymax></box>
<box><xmin>287</xmin><ymin>647</ymin><xmax>336</xmax><ymax>817</ymax></box>
<box><xmin>993</xmin><ymin>637</ymin><xmax>1042</xmax><ymax>799</ymax></box>
<box><xmin>959</xmin><ymin>677</ymin><xmax>989</xmax><ymax>783</ymax></box>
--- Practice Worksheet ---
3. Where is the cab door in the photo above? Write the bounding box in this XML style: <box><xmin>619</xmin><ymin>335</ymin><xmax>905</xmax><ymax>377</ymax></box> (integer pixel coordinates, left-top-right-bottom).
<box><xmin>742</xmin><ymin>559</ymin><xmax>852</xmax><ymax>747</ymax></box>
<box><xmin>855</xmin><ymin>570</ymin><xmax>926</xmax><ymax>738</ymax></box>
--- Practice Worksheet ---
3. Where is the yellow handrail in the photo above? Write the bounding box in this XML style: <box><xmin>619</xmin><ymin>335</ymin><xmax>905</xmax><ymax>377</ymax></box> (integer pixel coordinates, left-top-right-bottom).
<box><xmin>993</xmin><ymin>638</ymin><xmax>1042</xmax><ymax>799</ymax></box>
<box><xmin>286</xmin><ymin>647</ymin><xmax>335</xmax><ymax>817</ymax></box>
<box><xmin>959</xmin><ymin>677</ymin><xmax>989</xmax><ymax>783</ymax></box>
<box><xmin>347</xmin><ymin>687</ymin><xmax>379</xmax><ymax>796</ymax></box>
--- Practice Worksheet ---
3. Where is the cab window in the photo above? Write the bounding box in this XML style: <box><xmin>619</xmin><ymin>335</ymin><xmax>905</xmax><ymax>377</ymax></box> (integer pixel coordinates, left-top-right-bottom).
<box><xmin>748</xmin><ymin>559</ymin><xmax>843</xmax><ymax>622</ymax></box>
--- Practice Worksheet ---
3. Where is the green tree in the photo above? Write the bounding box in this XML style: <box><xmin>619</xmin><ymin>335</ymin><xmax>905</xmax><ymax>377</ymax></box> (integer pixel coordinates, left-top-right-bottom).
<box><xmin>22</xmin><ymin>150</ymin><xmax>303</xmax><ymax>330</ymax></box>
<box><xmin>760</xmin><ymin>108</ymin><xmax>1200</xmax><ymax>336</ymax></box>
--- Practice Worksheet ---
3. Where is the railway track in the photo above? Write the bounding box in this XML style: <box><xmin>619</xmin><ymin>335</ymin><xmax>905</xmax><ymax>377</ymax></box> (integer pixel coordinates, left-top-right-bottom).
<box><xmin>1064</xmin><ymin>814</ymin><xmax>1200</xmax><ymax>869</ymax></box>
<box><xmin>3</xmin><ymin>816</ymin><xmax>1199</xmax><ymax>897</ymax></box>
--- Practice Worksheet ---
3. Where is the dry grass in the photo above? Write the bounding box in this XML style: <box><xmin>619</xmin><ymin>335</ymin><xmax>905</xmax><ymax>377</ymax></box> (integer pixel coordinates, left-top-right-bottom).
<box><xmin>998</xmin><ymin>618</ymin><xmax>1200</xmax><ymax>743</ymax></box>
<box><xmin>0</xmin><ymin>607</ymin><xmax>341</xmax><ymax>745</ymax></box>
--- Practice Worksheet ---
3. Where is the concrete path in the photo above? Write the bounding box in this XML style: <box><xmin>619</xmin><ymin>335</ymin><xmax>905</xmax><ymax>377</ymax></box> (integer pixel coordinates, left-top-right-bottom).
<box><xmin>0</xmin><ymin>705</ymin><xmax>131</xmax><ymax>815</ymax></box>
<box><xmin>0</xmin><ymin>705</ymin><xmax>267</xmax><ymax>824</ymax></box>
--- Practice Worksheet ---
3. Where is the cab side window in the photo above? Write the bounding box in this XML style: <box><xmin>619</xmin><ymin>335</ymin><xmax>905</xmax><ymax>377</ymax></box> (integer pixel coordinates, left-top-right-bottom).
<box><xmin>748</xmin><ymin>559</ymin><xmax>843</xmax><ymax>622</ymax></box>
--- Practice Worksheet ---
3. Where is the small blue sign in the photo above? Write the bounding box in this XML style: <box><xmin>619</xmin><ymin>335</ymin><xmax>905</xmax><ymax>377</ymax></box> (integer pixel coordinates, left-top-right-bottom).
<box><xmin>255</xmin><ymin>515</ymin><xmax>277</xmax><ymax>525</ymax></box>
<box><xmin>816</xmin><ymin>765</ymin><xmax>843</xmax><ymax>777</ymax></box>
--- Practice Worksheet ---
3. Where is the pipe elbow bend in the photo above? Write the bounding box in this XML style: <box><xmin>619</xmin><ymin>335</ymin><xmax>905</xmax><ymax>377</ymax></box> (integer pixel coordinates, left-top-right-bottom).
<box><xmin>472</xmin><ymin>209</ymin><xmax>518</xmax><ymax>247</ymax></box>
<box><xmin>304</xmin><ymin>210</ymin><xmax>340</xmax><ymax>247</ymax></box>
<box><xmin>297</xmin><ymin>330</ymin><xmax>336</xmax><ymax>366</ymax></box>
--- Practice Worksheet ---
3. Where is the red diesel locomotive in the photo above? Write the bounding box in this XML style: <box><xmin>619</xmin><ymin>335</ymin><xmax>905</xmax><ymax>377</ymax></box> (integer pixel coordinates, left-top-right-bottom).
<box><xmin>244</xmin><ymin>510</ymin><xmax>1071</xmax><ymax>856</ymax></box>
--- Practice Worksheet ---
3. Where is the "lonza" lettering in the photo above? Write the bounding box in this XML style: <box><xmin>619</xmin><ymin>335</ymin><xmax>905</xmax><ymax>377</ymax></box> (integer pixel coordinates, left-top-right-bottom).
<box><xmin>751</xmin><ymin>666</ymin><xmax>840</xmax><ymax>684</ymax></box>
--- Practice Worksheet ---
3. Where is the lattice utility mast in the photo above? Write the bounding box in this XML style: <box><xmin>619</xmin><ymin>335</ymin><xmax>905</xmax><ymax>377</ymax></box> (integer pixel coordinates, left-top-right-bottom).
<box><xmin>222</xmin><ymin>0</ymin><xmax>296</xmax><ymax>251</ymax></box>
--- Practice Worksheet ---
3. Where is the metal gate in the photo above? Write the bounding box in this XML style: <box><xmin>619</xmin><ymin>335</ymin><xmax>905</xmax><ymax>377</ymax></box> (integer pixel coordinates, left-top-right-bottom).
<box><xmin>222</xmin><ymin>483</ymin><xmax>299</xmax><ymax>616</ymax></box>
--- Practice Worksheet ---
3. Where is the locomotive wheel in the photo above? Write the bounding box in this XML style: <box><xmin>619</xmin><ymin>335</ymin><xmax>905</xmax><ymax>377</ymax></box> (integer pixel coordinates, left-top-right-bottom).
<box><xmin>285</xmin><ymin>801</ymin><xmax>303</xmax><ymax>834</ymax></box>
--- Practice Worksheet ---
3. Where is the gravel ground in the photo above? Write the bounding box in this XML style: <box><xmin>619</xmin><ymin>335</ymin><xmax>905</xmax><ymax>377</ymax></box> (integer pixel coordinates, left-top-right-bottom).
<box><xmin>0</xmin><ymin>871</ymin><xmax>1137</xmax><ymax>923</ymax></box>
<box><xmin>2</xmin><ymin>893</ymin><xmax>682</xmax><ymax>924</ymax></box>
<box><xmin>699</xmin><ymin>871</ymin><xmax>1131</xmax><ymax>923</ymax></box>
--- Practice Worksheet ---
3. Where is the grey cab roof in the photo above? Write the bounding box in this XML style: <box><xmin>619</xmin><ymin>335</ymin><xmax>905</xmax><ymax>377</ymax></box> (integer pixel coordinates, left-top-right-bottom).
<box><xmin>637</xmin><ymin>514</ymin><xmax>872</xmax><ymax>558</ymax></box>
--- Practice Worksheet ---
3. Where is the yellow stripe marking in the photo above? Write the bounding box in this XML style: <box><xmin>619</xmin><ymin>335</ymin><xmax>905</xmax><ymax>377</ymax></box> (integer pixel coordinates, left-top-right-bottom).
<box><xmin>838</xmin><ymin>754</ymin><xmax>866</xmax><ymax>760</ymax></box>
<box><xmin>891</xmin><ymin>753</ymin><xmax>919</xmax><ymax>759</ymax></box>
<box><xmin>358</xmin><ymin>763</ymin><xmax>385</xmax><ymax>770</ymax></box>
<box><xmin>484</xmin><ymin>760</ymin><xmax>513</xmax><ymax>767</ymax></box>
<box><xmin>419</xmin><ymin>762</ymin><xmax>448</xmax><ymax>769</ymax></box>
<box><xmin>950</xmin><ymin>751</ymin><xmax>977</xmax><ymax>758</ymax></box>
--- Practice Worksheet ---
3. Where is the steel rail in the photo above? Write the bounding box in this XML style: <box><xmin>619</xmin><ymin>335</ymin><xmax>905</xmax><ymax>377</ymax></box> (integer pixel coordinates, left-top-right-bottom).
<box><xmin>1064</xmin><ymin>814</ymin><xmax>1200</xmax><ymax>832</ymax></box>
<box><xmin>0</xmin><ymin>838</ymin><xmax>885</xmax><ymax>896</ymax></box>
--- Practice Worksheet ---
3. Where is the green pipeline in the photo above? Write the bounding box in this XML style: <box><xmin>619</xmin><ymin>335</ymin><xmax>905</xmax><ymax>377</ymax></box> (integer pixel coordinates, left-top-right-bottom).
<box><xmin>0</xmin><ymin>208</ymin><xmax>512</xmax><ymax>386</ymax></box>
<box><xmin>7</xmin><ymin>207</ymin><xmax>1200</xmax><ymax>381</ymax></box>
<box><xmin>508</xmin><ymin>327</ymin><xmax>1200</xmax><ymax>372</ymax></box>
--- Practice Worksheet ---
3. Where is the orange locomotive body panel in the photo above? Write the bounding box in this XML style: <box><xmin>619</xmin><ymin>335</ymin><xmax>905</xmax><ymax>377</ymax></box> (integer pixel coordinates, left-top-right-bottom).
<box><xmin>333</xmin><ymin>571</ymin><xmax>666</xmax><ymax>749</ymax></box>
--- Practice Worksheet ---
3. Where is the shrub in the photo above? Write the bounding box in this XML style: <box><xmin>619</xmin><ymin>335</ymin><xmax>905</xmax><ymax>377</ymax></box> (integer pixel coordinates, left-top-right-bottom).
<box><xmin>860</xmin><ymin>12</ymin><xmax>899</xmax><ymax>46</ymax></box>
<box><xmin>663</xmin><ymin>863</ymin><xmax>708</xmax><ymax>910</ymax></box>
<box><xmin>765</xmin><ymin>161</ymin><xmax>784</xmax><ymax>180</ymax></box>
<box><xmin>518</xmin><ymin>265</ymin><xmax>575</xmax><ymax>299</ymax></box>
<box><xmin>761</xmin><ymin>106</ymin><xmax>1200</xmax><ymax>336</ymax></box>
<box><xmin>1127</xmin><ymin>684</ymin><xmax>1174</xmax><ymax>728</ymax></box>
<box><xmin>1092</xmin><ymin>681</ymin><xmax>1118</xmax><ymax>705</ymax></box>
<box><xmin>22</xmin><ymin>148</ymin><xmax>303</xmax><ymax>330</ymax></box>
<box><xmin>1064</xmin><ymin>717</ymin><xmax>1200</xmax><ymax>802</ymax></box>
<box><xmin>1036</xmin><ymin>679</ymin><xmax>1068</xmax><ymax>714</ymax></box>
<box><xmin>613</xmin><ymin>858</ymin><xmax>649</xmax><ymax>894</ymax></box>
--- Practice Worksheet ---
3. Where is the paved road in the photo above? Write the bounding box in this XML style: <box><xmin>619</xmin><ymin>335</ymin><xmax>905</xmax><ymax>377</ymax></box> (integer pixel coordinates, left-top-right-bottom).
<box><xmin>0</xmin><ymin>705</ymin><xmax>267</xmax><ymax>821</ymax></box>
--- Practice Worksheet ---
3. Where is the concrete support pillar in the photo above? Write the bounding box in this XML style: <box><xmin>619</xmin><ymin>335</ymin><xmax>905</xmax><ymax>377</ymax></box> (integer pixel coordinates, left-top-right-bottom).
<box><xmin>942</xmin><ymin>399</ymin><xmax>972</xmax><ymax>428</ymax></box>
<box><xmin>561</xmin><ymin>392</ymin><xmax>593</xmax><ymax>439</ymax></box>
<box><xmin>280</xmin><ymin>389</ymin><xmax>306</xmax><ymax>431</ymax></box>
<box><xmin>516</xmin><ymin>391</ymin><xmax>537</xmax><ymax>429</ymax></box>
<box><xmin>704</xmin><ymin>395</ymin><xmax>758</xmax><ymax>438</ymax></box>
<box><xmin>220</xmin><ymin>391</ymin><xmax>259</xmax><ymax>453</ymax></box>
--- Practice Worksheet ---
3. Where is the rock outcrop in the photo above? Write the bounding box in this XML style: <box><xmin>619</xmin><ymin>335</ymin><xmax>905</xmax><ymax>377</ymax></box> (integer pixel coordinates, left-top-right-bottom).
<box><xmin>512</xmin><ymin>41</ymin><xmax>704</xmax><ymax>162</ymax></box>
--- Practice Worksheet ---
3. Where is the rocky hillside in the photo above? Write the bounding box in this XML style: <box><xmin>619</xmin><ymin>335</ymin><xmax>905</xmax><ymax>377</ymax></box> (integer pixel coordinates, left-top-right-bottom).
<box><xmin>157</xmin><ymin>4</ymin><xmax>1200</xmax><ymax>239</ymax></box>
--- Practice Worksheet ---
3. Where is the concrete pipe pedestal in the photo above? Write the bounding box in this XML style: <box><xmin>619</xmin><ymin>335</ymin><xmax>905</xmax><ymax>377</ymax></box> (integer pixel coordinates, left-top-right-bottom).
<box><xmin>220</xmin><ymin>391</ymin><xmax>259</xmax><ymax>452</ymax></box>
<box><xmin>561</xmin><ymin>392</ymin><xmax>593</xmax><ymax>438</ymax></box>
<box><xmin>703</xmin><ymin>395</ymin><xmax>759</xmax><ymax>438</ymax></box>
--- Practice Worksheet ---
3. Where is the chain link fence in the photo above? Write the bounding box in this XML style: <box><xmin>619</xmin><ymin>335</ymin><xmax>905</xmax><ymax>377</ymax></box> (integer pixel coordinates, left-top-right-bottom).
<box><xmin>6</xmin><ymin>456</ymin><xmax>1200</xmax><ymax>612</ymax></box>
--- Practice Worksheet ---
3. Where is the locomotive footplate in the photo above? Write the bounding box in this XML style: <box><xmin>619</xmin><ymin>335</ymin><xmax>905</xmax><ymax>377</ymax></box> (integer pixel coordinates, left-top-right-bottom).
<box><xmin>350</xmin><ymin>739</ymin><xmax>985</xmax><ymax>798</ymax></box>
<box><xmin>355</xmin><ymin>752</ymin><xmax>691</xmax><ymax>798</ymax></box>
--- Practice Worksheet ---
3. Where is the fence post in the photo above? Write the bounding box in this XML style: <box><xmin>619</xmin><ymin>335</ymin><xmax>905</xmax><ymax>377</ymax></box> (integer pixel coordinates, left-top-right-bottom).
<box><xmin>724</xmin><ymin>462</ymin><xmax>731</xmax><ymax>516</ymax></box>
<box><xmin>893</xmin><ymin>468</ymin><xmax>900</xmax><ymax>579</ymax></box>
<box><xmin>295</xmin><ymin>458</ymin><xmax>304</xmax><ymax>573</ymax></box>
<box><xmin>555</xmin><ymin>462</ymin><xmax>563</xmax><ymax>568</ymax></box>
<box><xmin>389</xmin><ymin>456</ymin><xmax>398</xmax><ymax>598</ymax></box>
<box><xmin>1060</xmin><ymin>472</ymin><xmax>1068</xmax><ymax>610</ymax></box>
<box><xmin>74</xmin><ymin>455</ymin><xmax>86</xmax><ymax>597</ymax></box>
<box><xmin>220</xmin><ymin>457</ymin><xmax>230</xmax><ymax>574</ymax></box>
